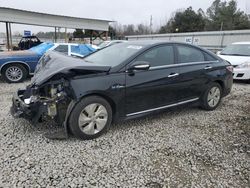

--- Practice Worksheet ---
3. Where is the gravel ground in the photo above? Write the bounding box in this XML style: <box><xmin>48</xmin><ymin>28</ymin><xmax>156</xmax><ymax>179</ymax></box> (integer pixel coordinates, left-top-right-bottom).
<box><xmin>0</xmin><ymin>79</ymin><xmax>249</xmax><ymax>187</ymax></box>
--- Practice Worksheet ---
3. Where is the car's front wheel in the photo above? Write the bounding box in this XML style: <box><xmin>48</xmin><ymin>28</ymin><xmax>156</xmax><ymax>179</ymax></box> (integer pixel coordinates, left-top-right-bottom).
<box><xmin>68</xmin><ymin>96</ymin><xmax>112</xmax><ymax>140</ymax></box>
<box><xmin>201</xmin><ymin>82</ymin><xmax>222</xmax><ymax>110</ymax></box>
<box><xmin>2</xmin><ymin>64</ymin><xmax>28</xmax><ymax>83</ymax></box>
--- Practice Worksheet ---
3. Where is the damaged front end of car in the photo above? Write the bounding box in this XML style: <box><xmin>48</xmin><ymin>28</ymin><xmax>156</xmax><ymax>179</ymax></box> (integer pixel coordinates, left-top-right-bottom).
<box><xmin>11</xmin><ymin>78</ymin><xmax>72</xmax><ymax>125</ymax></box>
<box><xmin>10</xmin><ymin>51</ymin><xmax>111</xmax><ymax>138</ymax></box>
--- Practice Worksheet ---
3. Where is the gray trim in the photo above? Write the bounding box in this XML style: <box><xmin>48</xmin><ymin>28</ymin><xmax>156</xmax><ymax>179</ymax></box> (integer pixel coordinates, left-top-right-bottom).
<box><xmin>0</xmin><ymin>61</ymin><xmax>31</xmax><ymax>75</ymax></box>
<box><xmin>126</xmin><ymin>97</ymin><xmax>199</xmax><ymax>117</ymax></box>
<box><xmin>149</xmin><ymin>61</ymin><xmax>218</xmax><ymax>70</ymax></box>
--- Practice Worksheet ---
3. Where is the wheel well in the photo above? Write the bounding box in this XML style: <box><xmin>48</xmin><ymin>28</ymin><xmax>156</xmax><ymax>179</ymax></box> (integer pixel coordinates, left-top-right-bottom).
<box><xmin>214</xmin><ymin>80</ymin><xmax>225</xmax><ymax>92</ymax></box>
<box><xmin>82</xmin><ymin>93</ymin><xmax>117</xmax><ymax>116</ymax></box>
<box><xmin>1</xmin><ymin>62</ymin><xmax>30</xmax><ymax>74</ymax></box>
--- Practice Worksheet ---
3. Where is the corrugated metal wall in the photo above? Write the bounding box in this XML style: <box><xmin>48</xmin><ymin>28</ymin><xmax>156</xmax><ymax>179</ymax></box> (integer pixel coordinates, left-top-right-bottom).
<box><xmin>126</xmin><ymin>30</ymin><xmax>250</xmax><ymax>51</ymax></box>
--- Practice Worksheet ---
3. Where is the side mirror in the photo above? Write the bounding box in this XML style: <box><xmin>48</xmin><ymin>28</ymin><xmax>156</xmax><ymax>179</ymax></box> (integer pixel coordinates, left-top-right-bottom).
<box><xmin>216</xmin><ymin>51</ymin><xmax>221</xmax><ymax>55</ymax></box>
<box><xmin>128</xmin><ymin>61</ymin><xmax>151</xmax><ymax>71</ymax></box>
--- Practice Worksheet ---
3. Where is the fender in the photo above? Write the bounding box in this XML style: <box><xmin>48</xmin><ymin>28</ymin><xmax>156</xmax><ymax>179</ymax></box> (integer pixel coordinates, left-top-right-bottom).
<box><xmin>63</xmin><ymin>100</ymin><xmax>78</xmax><ymax>135</ymax></box>
<box><xmin>0</xmin><ymin>61</ymin><xmax>32</xmax><ymax>75</ymax></box>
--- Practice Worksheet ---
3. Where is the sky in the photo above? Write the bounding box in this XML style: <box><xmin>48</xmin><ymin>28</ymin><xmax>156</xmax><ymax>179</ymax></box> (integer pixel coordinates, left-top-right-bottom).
<box><xmin>0</xmin><ymin>0</ymin><xmax>249</xmax><ymax>34</ymax></box>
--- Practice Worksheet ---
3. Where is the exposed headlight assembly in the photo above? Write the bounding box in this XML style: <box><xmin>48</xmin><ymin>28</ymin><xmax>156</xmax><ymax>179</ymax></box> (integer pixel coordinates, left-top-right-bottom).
<box><xmin>236</xmin><ymin>62</ymin><xmax>250</xmax><ymax>68</ymax></box>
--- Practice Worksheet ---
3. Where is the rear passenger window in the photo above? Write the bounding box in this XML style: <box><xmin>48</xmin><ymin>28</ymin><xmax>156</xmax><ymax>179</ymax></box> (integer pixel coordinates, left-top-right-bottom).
<box><xmin>136</xmin><ymin>45</ymin><xmax>174</xmax><ymax>67</ymax></box>
<box><xmin>177</xmin><ymin>45</ymin><xmax>204</xmax><ymax>63</ymax></box>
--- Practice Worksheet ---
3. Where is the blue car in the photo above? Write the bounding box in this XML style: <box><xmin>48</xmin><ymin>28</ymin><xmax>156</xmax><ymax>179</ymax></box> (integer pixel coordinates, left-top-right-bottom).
<box><xmin>0</xmin><ymin>43</ymin><xmax>96</xmax><ymax>83</ymax></box>
<box><xmin>0</xmin><ymin>42</ymin><xmax>54</xmax><ymax>83</ymax></box>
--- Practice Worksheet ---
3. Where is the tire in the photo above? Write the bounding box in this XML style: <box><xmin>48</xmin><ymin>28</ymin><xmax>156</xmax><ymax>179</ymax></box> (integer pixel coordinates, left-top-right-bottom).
<box><xmin>2</xmin><ymin>64</ymin><xmax>28</xmax><ymax>83</ymax></box>
<box><xmin>68</xmin><ymin>96</ymin><xmax>112</xmax><ymax>140</ymax></box>
<box><xmin>200</xmin><ymin>82</ymin><xmax>222</xmax><ymax>111</ymax></box>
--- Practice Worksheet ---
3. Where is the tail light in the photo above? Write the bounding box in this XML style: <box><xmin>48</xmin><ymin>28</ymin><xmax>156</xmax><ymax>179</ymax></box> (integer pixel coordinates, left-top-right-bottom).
<box><xmin>226</xmin><ymin>66</ymin><xmax>234</xmax><ymax>73</ymax></box>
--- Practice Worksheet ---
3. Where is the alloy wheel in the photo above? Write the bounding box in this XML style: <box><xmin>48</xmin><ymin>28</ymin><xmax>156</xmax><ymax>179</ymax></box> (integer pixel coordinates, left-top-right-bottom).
<box><xmin>207</xmin><ymin>86</ymin><xmax>221</xmax><ymax>107</ymax></box>
<box><xmin>5</xmin><ymin>66</ymin><xmax>23</xmax><ymax>82</ymax></box>
<box><xmin>78</xmin><ymin>103</ymin><xmax>108</xmax><ymax>135</ymax></box>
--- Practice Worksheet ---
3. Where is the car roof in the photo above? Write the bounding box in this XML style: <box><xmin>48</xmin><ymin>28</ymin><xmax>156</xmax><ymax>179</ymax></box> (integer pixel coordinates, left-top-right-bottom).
<box><xmin>110</xmin><ymin>40</ymin><xmax>127</xmax><ymax>42</ymax></box>
<box><xmin>123</xmin><ymin>40</ymin><xmax>192</xmax><ymax>46</ymax></box>
<box><xmin>54</xmin><ymin>43</ymin><xmax>79</xmax><ymax>45</ymax></box>
<box><xmin>232</xmin><ymin>42</ymin><xmax>250</xmax><ymax>45</ymax></box>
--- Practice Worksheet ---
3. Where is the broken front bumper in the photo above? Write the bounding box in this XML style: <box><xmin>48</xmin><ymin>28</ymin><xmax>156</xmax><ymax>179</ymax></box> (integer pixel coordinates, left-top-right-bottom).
<box><xmin>10</xmin><ymin>89</ymin><xmax>46</xmax><ymax>123</ymax></box>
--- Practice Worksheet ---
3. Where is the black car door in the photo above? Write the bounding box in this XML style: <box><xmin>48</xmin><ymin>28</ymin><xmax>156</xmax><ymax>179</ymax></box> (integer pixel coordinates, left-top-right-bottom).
<box><xmin>125</xmin><ymin>44</ymin><xmax>181</xmax><ymax>116</ymax></box>
<box><xmin>175</xmin><ymin>44</ymin><xmax>216</xmax><ymax>100</ymax></box>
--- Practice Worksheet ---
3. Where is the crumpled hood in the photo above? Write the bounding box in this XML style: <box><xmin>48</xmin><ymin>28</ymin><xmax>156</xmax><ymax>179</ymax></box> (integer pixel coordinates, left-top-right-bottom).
<box><xmin>0</xmin><ymin>50</ymin><xmax>37</xmax><ymax>59</ymax></box>
<box><xmin>31</xmin><ymin>51</ymin><xmax>111</xmax><ymax>85</ymax></box>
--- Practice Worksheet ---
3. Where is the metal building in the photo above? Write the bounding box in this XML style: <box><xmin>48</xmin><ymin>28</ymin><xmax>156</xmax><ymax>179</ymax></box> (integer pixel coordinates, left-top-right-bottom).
<box><xmin>0</xmin><ymin>7</ymin><xmax>112</xmax><ymax>50</ymax></box>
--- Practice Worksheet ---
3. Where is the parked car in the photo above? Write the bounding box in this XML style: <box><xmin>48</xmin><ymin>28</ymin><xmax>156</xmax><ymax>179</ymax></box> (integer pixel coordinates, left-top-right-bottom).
<box><xmin>0</xmin><ymin>42</ymin><xmax>54</xmax><ymax>83</ymax></box>
<box><xmin>51</xmin><ymin>43</ymin><xmax>96</xmax><ymax>58</ymax></box>
<box><xmin>97</xmin><ymin>40</ymin><xmax>127</xmax><ymax>49</ymax></box>
<box><xmin>11</xmin><ymin>41</ymin><xmax>233</xmax><ymax>139</ymax></box>
<box><xmin>16</xmin><ymin>36</ymin><xmax>42</xmax><ymax>50</ymax></box>
<box><xmin>217</xmin><ymin>42</ymin><xmax>250</xmax><ymax>81</ymax></box>
<box><xmin>0</xmin><ymin>43</ymin><xmax>96</xmax><ymax>83</ymax></box>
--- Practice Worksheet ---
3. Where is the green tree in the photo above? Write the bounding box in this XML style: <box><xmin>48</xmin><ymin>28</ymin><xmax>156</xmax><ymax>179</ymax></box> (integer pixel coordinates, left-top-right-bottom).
<box><xmin>108</xmin><ymin>26</ymin><xmax>116</xmax><ymax>39</ymax></box>
<box><xmin>205</xmin><ymin>0</ymin><xmax>250</xmax><ymax>30</ymax></box>
<box><xmin>136</xmin><ymin>24</ymin><xmax>150</xmax><ymax>35</ymax></box>
<box><xmin>164</xmin><ymin>7</ymin><xmax>205</xmax><ymax>33</ymax></box>
<box><xmin>73</xmin><ymin>29</ymin><xmax>84</xmax><ymax>38</ymax></box>
<box><xmin>83</xmin><ymin>29</ymin><xmax>93</xmax><ymax>38</ymax></box>
<box><xmin>123</xmin><ymin>24</ymin><xmax>136</xmax><ymax>35</ymax></box>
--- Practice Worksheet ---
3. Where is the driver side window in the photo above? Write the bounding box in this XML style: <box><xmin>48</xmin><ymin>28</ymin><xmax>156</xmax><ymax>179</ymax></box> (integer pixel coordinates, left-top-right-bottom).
<box><xmin>136</xmin><ymin>45</ymin><xmax>174</xmax><ymax>67</ymax></box>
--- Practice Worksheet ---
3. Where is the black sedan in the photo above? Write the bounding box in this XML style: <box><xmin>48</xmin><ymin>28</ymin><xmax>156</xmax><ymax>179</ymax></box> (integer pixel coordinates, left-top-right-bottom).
<box><xmin>11</xmin><ymin>41</ymin><xmax>233</xmax><ymax>139</ymax></box>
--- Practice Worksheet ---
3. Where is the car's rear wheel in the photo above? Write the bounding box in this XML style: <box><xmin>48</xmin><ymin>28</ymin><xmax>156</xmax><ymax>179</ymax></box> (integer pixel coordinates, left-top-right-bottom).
<box><xmin>201</xmin><ymin>82</ymin><xmax>222</xmax><ymax>110</ymax></box>
<box><xmin>68</xmin><ymin>96</ymin><xmax>112</xmax><ymax>140</ymax></box>
<box><xmin>2</xmin><ymin>64</ymin><xmax>28</xmax><ymax>83</ymax></box>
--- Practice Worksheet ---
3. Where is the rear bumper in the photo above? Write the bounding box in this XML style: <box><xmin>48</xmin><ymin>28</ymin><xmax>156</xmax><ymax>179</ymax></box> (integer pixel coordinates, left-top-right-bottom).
<box><xmin>222</xmin><ymin>73</ymin><xmax>233</xmax><ymax>97</ymax></box>
<box><xmin>10</xmin><ymin>90</ymin><xmax>46</xmax><ymax>123</ymax></box>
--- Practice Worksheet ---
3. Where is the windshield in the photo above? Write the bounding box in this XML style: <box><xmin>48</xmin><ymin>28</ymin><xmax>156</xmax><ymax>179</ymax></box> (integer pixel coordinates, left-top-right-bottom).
<box><xmin>84</xmin><ymin>43</ymin><xmax>145</xmax><ymax>67</ymax></box>
<box><xmin>29</xmin><ymin>42</ymin><xmax>54</xmax><ymax>55</ymax></box>
<box><xmin>221</xmin><ymin>44</ymin><xmax>250</xmax><ymax>56</ymax></box>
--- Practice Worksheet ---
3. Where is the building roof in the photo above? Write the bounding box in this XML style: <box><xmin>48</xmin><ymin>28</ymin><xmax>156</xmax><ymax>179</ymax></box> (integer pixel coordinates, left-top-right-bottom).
<box><xmin>0</xmin><ymin>7</ymin><xmax>112</xmax><ymax>31</ymax></box>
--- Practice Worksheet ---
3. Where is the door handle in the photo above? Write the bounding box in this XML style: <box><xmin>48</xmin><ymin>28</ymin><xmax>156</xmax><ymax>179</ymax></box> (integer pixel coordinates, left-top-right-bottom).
<box><xmin>168</xmin><ymin>73</ymin><xmax>179</xmax><ymax>78</ymax></box>
<box><xmin>204</xmin><ymin>66</ymin><xmax>212</xmax><ymax>70</ymax></box>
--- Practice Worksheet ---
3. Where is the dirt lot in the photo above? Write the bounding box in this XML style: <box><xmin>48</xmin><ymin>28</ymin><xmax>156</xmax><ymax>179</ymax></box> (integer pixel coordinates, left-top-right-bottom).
<box><xmin>0</xmin><ymin>80</ymin><xmax>249</xmax><ymax>187</ymax></box>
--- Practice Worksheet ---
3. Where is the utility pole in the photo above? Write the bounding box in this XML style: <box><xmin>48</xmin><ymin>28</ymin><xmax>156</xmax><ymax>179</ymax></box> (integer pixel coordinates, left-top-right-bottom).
<box><xmin>220</xmin><ymin>22</ymin><xmax>223</xmax><ymax>31</ymax></box>
<box><xmin>54</xmin><ymin>27</ymin><xmax>57</xmax><ymax>43</ymax></box>
<box><xmin>246</xmin><ymin>0</ymin><xmax>249</xmax><ymax>14</ymax></box>
<box><xmin>8</xmin><ymin>23</ymin><xmax>12</xmax><ymax>50</ymax></box>
<box><xmin>150</xmin><ymin>15</ymin><xmax>153</xmax><ymax>34</ymax></box>
<box><xmin>65</xmin><ymin>28</ymin><xmax>67</xmax><ymax>43</ymax></box>
<box><xmin>5</xmin><ymin>22</ymin><xmax>10</xmax><ymax>51</ymax></box>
